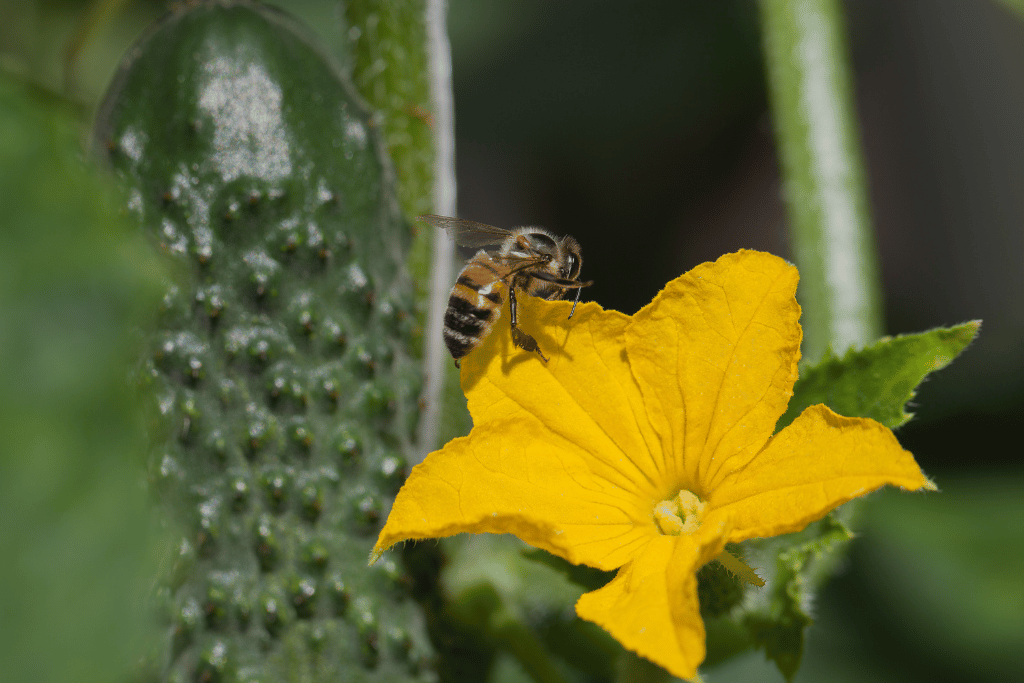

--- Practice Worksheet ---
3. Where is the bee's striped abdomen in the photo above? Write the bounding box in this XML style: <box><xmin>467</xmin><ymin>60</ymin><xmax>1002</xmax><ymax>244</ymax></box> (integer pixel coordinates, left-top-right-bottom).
<box><xmin>443</xmin><ymin>261</ymin><xmax>504</xmax><ymax>360</ymax></box>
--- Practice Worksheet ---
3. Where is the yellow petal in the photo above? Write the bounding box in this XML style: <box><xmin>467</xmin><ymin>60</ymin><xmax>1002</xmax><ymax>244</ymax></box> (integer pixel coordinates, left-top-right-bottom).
<box><xmin>575</xmin><ymin>531</ymin><xmax>726</xmax><ymax>680</ymax></box>
<box><xmin>706</xmin><ymin>404</ymin><xmax>936</xmax><ymax>542</ymax></box>
<box><xmin>462</xmin><ymin>296</ymin><xmax>665</xmax><ymax>507</ymax></box>
<box><xmin>373</xmin><ymin>417</ymin><xmax>657</xmax><ymax>570</ymax></box>
<box><xmin>624</xmin><ymin>251</ymin><xmax>802</xmax><ymax>498</ymax></box>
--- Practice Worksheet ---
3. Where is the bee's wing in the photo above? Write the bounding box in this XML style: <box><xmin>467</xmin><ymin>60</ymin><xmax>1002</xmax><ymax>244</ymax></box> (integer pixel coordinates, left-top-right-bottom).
<box><xmin>418</xmin><ymin>214</ymin><xmax>513</xmax><ymax>248</ymax></box>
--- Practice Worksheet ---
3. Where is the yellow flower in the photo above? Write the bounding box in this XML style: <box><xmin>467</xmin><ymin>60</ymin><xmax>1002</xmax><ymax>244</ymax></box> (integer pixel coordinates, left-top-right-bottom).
<box><xmin>373</xmin><ymin>251</ymin><xmax>934</xmax><ymax>679</ymax></box>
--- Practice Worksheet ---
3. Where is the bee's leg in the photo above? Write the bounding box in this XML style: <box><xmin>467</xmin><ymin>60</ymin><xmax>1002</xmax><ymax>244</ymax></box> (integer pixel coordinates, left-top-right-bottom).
<box><xmin>511</xmin><ymin>328</ymin><xmax>549</xmax><ymax>362</ymax></box>
<box><xmin>454</xmin><ymin>358</ymin><xmax>461</xmax><ymax>369</ymax></box>
<box><xmin>508</xmin><ymin>287</ymin><xmax>548</xmax><ymax>362</ymax></box>
<box><xmin>569</xmin><ymin>286</ymin><xmax>583</xmax><ymax>319</ymax></box>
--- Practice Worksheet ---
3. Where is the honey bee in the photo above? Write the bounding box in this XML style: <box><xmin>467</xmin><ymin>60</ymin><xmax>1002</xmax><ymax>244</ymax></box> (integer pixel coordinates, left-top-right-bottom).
<box><xmin>420</xmin><ymin>214</ymin><xmax>593</xmax><ymax>366</ymax></box>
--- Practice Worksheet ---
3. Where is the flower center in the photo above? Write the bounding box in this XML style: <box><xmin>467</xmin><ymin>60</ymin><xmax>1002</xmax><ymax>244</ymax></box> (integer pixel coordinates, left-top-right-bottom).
<box><xmin>653</xmin><ymin>490</ymin><xmax>706</xmax><ymax>536</ymax></box>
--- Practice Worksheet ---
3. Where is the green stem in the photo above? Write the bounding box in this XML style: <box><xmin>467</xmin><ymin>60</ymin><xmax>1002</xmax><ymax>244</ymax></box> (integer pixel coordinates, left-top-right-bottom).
<box><xmin>451</xmin><ymin>584</ymin><xmax>569</xmax><ymax>683</ymax></box>
<box><xmin>420</xmin><ymin>0</ymin><xmax>459</xmax><ymax>459</ymax></box>
<box><xmin>615</xmin><ymin>650</ymin><xmax>691</xmax><ymax>683</ymax></box>
<box><xmin>346</xmin><ymin>0</ymin><xmax>434</xmax><ymax>221</ymax></box>
<box><xmin>757</xmin><ymin>0</ymin><xmax>884</xmax><ymax>362</ymax></box>
<box><xmin>345</xmin><ymin>0</ymin><xmax>467</xmax><ymax>459</ymax></box>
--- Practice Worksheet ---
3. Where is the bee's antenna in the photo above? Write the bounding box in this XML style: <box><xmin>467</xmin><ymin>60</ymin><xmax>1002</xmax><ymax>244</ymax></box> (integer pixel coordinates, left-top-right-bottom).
<box><xmin>568</xmin><ymin>286</ymin><xmax>582</xmax><ymax>319</ymax></box>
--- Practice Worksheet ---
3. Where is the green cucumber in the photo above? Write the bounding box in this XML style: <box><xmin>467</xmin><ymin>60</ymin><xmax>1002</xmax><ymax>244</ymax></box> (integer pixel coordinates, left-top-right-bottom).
<box><xmin>94</xmin><ymin>3</ymin><xmax>431</xmax><ymax>681</ymax></box>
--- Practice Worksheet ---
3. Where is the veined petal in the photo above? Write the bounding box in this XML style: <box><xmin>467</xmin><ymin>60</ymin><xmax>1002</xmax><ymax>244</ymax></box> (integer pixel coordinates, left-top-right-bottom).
<box><xmin>373</xmin><ymin>417</ymin><xmax>657</xmax><ymax>570</ymax></box>
<box><xmin>624</xmin><ymin>251</ymin><xmax>801</xmax><ymax>497</ymax></box>
<box><xmin>575</xmin><ymin>530</ymin><xmax>726</xmax><ymax>679</ymax></box>
<box><xmin>462</xmin><ymin>297</ymin><xmax>665</xmax><ymax>504</ymax></box>
<box><xmin>706</xmin><ymin>404</ymin><xmax>936</xmax><ymax>542</ymax></box>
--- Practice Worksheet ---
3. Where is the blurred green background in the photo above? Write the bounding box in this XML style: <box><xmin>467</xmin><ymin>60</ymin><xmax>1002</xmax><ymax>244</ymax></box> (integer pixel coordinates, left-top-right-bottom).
<box><xmin>1</xmin><ymin>1</ymin><xmax>1020</xmax><ymax>681</ymax></box>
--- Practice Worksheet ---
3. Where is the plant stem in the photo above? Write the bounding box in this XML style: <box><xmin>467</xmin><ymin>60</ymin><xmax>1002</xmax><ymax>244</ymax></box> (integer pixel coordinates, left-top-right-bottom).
<box><xmin>615</xmin><ymin>650</ymin><xmax>686</xmax><ymax>683</ymax></box>
<box><xmin>758</xmin><ymin>0</ymin><xmax>884</xmax><ymax>361</ymax></box>
<box><xmin>450</xmin><ymin>584</ymin><xmax>569</xmax><ymax>683</ymax></box>
<box><xmin>418</xmin><ymin>0</ymin><xmax>458</xmax><ymax>460</ymax></box>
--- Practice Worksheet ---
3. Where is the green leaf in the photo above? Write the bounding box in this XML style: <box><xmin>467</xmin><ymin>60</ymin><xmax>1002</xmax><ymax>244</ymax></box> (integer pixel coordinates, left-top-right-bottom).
<box><xmin>0</xmin><ymin>73</ymin><xmax>165</xmax><ymax>683</ymax></box>
<box><xmin>729</xmin><ymin>516</ymin><xmax>854</xmax><ymax>681</ymax></box>
<box><xmin>779</xmin><ymin>322</ymin><xmax>981</xmax><ymax>430</ymax></box>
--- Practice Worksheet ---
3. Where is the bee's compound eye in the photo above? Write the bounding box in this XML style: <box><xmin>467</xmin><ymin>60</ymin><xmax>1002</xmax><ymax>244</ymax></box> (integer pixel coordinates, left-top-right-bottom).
<box><xmin>564</xmin><ymin>253</ymin><xmax>580</xmax><ymax>279</ymax></box>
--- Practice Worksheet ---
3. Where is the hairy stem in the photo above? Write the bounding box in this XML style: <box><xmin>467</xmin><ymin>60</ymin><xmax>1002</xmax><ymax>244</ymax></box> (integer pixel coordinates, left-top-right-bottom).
<box><xmin>758</xmin><ymin>0</ymin><xmax>884</xmax><ymax>360</ymax></box>
<box><xmin>418</xmin><ymin>0</ymin><xmax>458</xmax><ymax>460</ymax></box>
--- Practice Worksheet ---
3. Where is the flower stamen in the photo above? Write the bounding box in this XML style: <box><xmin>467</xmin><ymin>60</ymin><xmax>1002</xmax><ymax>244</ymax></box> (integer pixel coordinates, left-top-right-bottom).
<box><xmin>653</xmin><ymin>490</ymin><xmax>705</xmax><ymax>536</ymax></box>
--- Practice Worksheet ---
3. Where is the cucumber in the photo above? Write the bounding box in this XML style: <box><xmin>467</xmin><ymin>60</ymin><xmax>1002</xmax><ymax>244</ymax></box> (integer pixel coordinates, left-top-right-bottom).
<box><xmin>94</xmin><ymin>3</ymin><xmax>431</xmax><ymax>681</ymax></box>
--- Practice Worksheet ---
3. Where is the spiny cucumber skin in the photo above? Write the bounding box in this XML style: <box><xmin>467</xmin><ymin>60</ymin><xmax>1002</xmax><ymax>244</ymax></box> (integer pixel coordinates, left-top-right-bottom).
<box><xmin>95</xmin><ymin>3</ymin><xmax>432</xmax><ymax>681</ymax></box>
